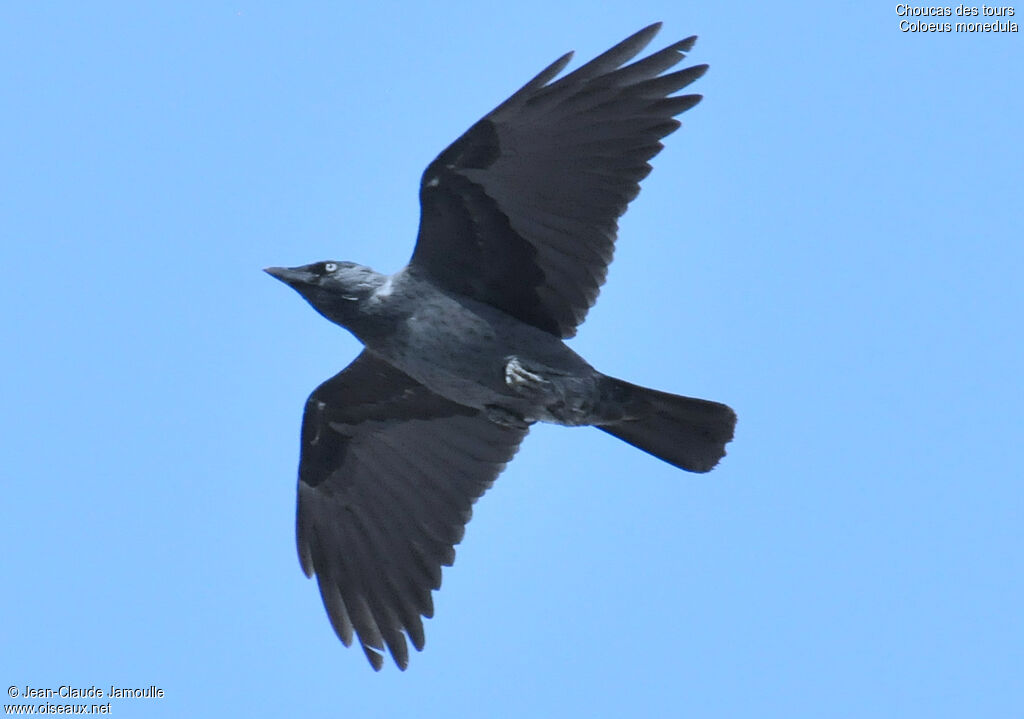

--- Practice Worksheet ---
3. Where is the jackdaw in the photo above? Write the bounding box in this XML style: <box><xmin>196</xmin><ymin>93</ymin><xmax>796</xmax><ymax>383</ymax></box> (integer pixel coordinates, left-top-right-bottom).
<box><xmin>266</xmin><ymin>22</ymin><xmax>736</xmax><ymax>671</ymax></box>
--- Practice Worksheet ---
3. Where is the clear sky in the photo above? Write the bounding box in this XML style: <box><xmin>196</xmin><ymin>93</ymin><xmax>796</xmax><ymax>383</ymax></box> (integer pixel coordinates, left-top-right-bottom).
<box><xmin>2</xmin><ymin>2</ymin><xmax>1021</xmax><ymax>717</ymax></box>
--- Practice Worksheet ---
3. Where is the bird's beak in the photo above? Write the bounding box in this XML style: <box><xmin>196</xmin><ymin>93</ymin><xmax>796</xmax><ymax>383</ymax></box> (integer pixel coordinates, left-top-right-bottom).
<box><xmin>264</xmin><ymin>266</ymin><xmax>315</xmax><ymax>287</ymax></box>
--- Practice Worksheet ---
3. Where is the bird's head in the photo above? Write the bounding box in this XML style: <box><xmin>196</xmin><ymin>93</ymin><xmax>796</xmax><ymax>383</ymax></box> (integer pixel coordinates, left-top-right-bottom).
<box><xmin>265</xmin><ymin>261</ymin><xmax>386</xmax><ymax>331</ymax></box>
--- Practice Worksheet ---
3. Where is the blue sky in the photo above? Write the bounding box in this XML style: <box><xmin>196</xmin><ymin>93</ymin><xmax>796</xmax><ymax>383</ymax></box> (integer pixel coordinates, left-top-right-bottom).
<box><xmin>2</xmin><ymin>2</ymin><xmax>1021</xmax><ymax>717</ymax></box>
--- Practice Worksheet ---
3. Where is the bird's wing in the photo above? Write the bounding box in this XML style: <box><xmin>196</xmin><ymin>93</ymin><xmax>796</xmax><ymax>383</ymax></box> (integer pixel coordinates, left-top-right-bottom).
<box><xmin>295</xmin><ymin>350</ymin><xmax>527</xmax><ymax>670</ymax></box>
<box><xmin>410</xmin><ymin>23</ymin><xmax>706</xmax><ymax>338</ymax></box>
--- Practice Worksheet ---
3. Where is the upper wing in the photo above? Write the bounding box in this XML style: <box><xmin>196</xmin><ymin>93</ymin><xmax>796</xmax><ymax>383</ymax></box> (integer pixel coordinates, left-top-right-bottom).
<box><xmin>295</xmin><ymin>351</ymin><xmax>527</xmax><ymax>670</ymax></box>
<box><xmin>410</xmin><ymin>23</ymin><xmax>707</xmax><ymax>338</ymax></box>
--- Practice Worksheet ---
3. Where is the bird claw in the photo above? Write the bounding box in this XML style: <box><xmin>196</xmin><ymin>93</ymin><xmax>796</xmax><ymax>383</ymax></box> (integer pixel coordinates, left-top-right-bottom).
<box><xmin>485</xmin><ymin>404</ymin><xmax>531</xmax><ymax>430</ymax></box>
<box><xmin>504</xmin><ymin>356</ymin><xmax>551</xmax><ymax>397</ymax></box>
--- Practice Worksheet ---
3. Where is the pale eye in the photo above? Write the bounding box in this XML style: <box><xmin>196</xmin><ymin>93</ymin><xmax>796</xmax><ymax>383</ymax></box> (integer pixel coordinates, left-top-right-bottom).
<box><xmin>324</xmin><ymin>262</ymin><xmax>337</xmax><ymax>272</ymax></box>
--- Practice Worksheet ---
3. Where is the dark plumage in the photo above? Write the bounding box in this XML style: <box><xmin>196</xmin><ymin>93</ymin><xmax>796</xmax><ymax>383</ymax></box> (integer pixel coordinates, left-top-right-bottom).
<box><xmin>266</xmin><ymin>23</ymin><xmax>736</xmax><ymax>671</ymax></box>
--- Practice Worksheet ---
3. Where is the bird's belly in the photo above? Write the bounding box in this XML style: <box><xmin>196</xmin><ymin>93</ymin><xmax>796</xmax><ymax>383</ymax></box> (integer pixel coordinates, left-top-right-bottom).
<box><xmin>372</xmin><ymin>302</ymin><xmax>588</xmax><ymax>415</ymax></box>
<box><xmin>375</xmin><ymin>311</ymin><xmax>517</xmax><ymax>409</ymax></box>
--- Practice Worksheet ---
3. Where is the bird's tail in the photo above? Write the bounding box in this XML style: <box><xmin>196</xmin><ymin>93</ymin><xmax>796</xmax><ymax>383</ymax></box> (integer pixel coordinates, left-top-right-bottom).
<box><xmin>595</xmin><ymin>377</ymin><xmax>736</xmax><ymax>473</ymax></box>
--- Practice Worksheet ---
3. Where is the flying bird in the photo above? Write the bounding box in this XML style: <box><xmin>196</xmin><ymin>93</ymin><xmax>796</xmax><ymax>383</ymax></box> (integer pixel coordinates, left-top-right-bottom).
<box><xmin>266</xmin><ymin>22</ymin><xmax>736</xmax><ymax>671</ymax></box>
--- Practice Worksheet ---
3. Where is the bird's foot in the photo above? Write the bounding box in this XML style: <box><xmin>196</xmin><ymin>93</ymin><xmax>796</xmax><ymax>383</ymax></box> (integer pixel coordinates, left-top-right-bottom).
<box><xmin>485</xmin><ymin>404</ymin><xmax>531</xmax><ymax>431</ymax></box>
<box><xmin>504</xmin><ymin>356</ymin><xmax>552</xmax><ymax>398</ymax></box>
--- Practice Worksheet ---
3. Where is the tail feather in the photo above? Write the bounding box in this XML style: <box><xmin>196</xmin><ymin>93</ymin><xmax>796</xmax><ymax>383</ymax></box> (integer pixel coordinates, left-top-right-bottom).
<box><xmin>596</xmin><ymin>378</ymin><xmax>736</xmax><ymax>473</ymax></box>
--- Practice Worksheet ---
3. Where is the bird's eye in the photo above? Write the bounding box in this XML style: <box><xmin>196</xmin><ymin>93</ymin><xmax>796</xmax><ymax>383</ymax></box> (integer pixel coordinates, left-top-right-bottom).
<box><xmin>324</xmin><ymin>262</ymin><xmax>337</xmax><ymax>273</ymax></box>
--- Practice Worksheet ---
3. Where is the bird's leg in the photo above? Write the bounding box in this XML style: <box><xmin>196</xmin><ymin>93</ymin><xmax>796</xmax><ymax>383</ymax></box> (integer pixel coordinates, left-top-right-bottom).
<box><xmin>484</xmin><ymin>404</ymin><xmax>531</xmax><ymax>430</ymax></box>
<box><xmin>503</xmin><ymin>356</ymin><xmax>601</xmax><ymax>426</ymax></box>
<box><xmin>503</xmin><ymin>356</ymin><xmax>554</xmax><ymax>399</ymax></box>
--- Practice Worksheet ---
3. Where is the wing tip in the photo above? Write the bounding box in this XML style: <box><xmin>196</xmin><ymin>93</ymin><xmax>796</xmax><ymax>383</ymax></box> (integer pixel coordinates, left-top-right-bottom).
<box><xmin>637</xmin><ymin>21</ymin><xmax>664</xmax><ymax>37</ymax></box>
<box><xmin>362</xmin><ymin>642</ymin><xmax>386</xmax><ymax>671</ymax></box>
<box><xmin>620</xmin><ymin>22</ymin><xmax>664</xmax><ymax>56</ymax></box>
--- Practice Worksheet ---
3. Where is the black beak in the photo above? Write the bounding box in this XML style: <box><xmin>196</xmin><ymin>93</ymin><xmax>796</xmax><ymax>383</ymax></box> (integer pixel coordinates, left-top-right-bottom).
<box><xmin>264</xmin><ymin>266</ymin><xmax>315</xmax><ymax>287</ymax></box>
